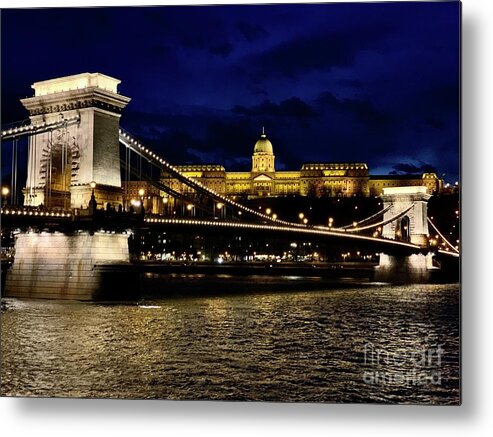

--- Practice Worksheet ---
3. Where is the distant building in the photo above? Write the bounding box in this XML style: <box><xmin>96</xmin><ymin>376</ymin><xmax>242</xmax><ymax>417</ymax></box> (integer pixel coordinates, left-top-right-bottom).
<box><xmin>369</xmin><ymin>173</ymin><xmax>443</xmax><ymax>197</ymax></box>
<box><xmin>122</xmin><ymin>180</ymin><xmax>163</xmax><ymax>214</ymax></box>
<box><xmin>161</xmin><ymin>129</ymin><xmax>442</xmax><ymax>199</ymax></box>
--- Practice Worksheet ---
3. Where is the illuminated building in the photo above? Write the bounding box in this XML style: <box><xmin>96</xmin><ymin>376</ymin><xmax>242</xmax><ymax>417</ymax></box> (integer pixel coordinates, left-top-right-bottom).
<box><xmin>369</xmin><ymin>173</ymin><xmax>443</xmax><ymax>196</ymax></box>
<box><xmin>161</xmin><ymin>129</ymin><xmax>443</xmax><ymax>199</ymax></box>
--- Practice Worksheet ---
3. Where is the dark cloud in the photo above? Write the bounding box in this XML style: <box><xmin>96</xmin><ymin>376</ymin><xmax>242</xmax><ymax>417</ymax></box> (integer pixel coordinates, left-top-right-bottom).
<box><xmin>390</xmin><ymin>162</ymin><xmax>437</xmax><ymax>175</ymax></box>
<box><xmin>186</xmin><ymin>147</ymin><xmax>251</xmax><ymax>168</ymax></box>
<box><xmin>244</xmin><ymin>23</ymin><xmax>395</xmax><ymax>79</ymax></box>
<box><xmin>1</xmin><ymin>3</ymin><xmax>460</xmax><ymax>182</ymax></box>
<box><xmin>142</xmin><ymin>7</ymin><xmax>234</xmax><ymax>57</ymax></box>
<box><xmin>248</xmin><ymin>85</ymin><xmax>269</xmax><ymax>97</ymax></box>
<box><xmin>337</xmin><ymin>79</ymin><xmax>365</xmax><ymax>89</ymax></box>
<box><xmin>316</xmin><ymin>92</ymin><xmax>393</xmax><ymax>125</ymax></box>
<box><xmin>232</xmin><ymin>97</ymin><xmax>317</xmax><ymax>118</ymax></box>
<box><xmin>209</xmin><ymin>42</ymin><xmax>233</xmax><ymax>57</ymax></box>
<box><xmin>236</xmin><ymin>21</ymin><xmax>268</xmax><ymax>42</ymax></box>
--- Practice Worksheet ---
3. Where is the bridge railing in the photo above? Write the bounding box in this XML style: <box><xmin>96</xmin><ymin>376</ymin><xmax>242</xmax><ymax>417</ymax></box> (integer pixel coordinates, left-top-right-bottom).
<box><xmin>1</xmin><ymin>206</ymin><xmax>73</xmax><ymax>218</ymax></box>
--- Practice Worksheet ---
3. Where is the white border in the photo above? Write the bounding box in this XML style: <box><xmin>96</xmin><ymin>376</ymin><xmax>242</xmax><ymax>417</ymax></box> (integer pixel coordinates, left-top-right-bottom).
<box><xmin>2</xmin><ymin>0</ymin><xmax>492</xmax><ymax>435</ymax></box>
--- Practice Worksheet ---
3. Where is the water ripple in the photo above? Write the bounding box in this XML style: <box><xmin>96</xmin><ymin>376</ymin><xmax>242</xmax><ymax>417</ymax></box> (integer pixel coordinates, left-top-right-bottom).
<box><xmin>1</xmin><ymin>283</ymin><xmax>459</xmax><ymax>403</ymax></box>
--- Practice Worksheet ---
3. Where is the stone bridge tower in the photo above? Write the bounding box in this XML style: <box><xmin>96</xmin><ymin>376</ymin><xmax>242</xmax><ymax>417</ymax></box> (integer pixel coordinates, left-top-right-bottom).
<box><xmin>380</xmin><ymin>186</ymin><xmax>431</xmax><ymax>247</ymax></box>
<box><xmin>21</xmin><ymin>72</ymin><xmax>131</xmax><ymax>209</ymax></box>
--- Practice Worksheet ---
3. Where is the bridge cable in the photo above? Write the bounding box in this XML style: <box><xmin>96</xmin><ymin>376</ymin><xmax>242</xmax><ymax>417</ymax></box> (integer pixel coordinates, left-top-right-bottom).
<box><xmin>1</xmin><ymin>116</ymin><xmax>80</xmax><ymax>142</ymax></box>
<box><xmin>119</xmin><ymin>129</ymin><xmax>293</xmax><ymax>226</ymax></box>
<box><xmin>427</xmin><ymin>217</ymin><xmax>459</xmax><ymax>254</ymax></box>
<box><xmin>338</xmin><ymin>204</ymin><xmax>392</xmax><ymax>230</ymax></box>
<box><xmin>10</xmin><ymin>138</ymin><xmax>18</xmax><ymax>205</ymax></box>
<box><xmin>340</xmin><ymin>203</ymin><xmax>415</xmax><ymax>233</ymax></box>
<box><xmin>27</xmin><ymin>132</ymin><xmax>34</xmax><ymax>204</ymax></box>
<box><xmin>120</xmin><ymin>157</ymin><xmax>214</xmax><ymax>216</ymax></box>
<box><xmin>119</xmin><ymin>128</ymin><xmax>419</xmax><ymax>235</ymax></box>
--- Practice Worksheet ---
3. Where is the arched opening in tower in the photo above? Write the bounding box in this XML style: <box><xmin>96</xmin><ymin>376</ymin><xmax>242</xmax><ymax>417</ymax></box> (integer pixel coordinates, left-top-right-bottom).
<box><xmin>40</xmin><ymin>129</ymin><xmax>79</xmax><ymax>209</ymax></box>
<box><xmin>396</xmin><ymin>215</ymin><xmax>411</xmax><ymax>242</ymax></box>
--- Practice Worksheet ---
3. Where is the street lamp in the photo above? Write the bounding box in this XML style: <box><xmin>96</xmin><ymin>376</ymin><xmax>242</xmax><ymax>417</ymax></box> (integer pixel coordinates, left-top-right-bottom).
<box><xmin>162</xmin><ymin>196</ymin><xmax>169</xmax><ymax>215</ymax></box>
<box><xmin>139</xmin><ymin>188</ymin><xmax>145</xmax><ymax>213</ymax></box>
<box><xmin>186</xmin><ymin>203</ymin><xmax>195</xmax><ymax>217</ymax></box>
<box><xmin>89</xmin><ymin>181</ymin><xmax>97</xmax><ymax>213</ymax></box>
<box><xmin>2</xmin><ymin>186</ymin><xmax>9</xmax><ymax>207</ymax></box>
<box><xmin>215</xmin><ymin>202</ymin><xmax>224</xmax><ymax>219</ymax></box>
<box><xmin>303</xmin><ymin>218</ymin><xmax>308</xmax><ymax>225</ymax></box>
<box><xmin>266</xmin><ymin>208</ymin><xmax>272</xmax><ymax>215</ymax></box>
<box><xmin>328</xmin><ymin>217</ymin><xmax>334</xmax><ymax>228</ymax></box>
<box><xmin>298</xmin><ymin>212</ymin><xmax>304</xmax><ymax>220</ymax></box>
<box><xmin>272</xmin><ymin>213</ymin><xmax>277</xmax><ymax>220</ymax></box>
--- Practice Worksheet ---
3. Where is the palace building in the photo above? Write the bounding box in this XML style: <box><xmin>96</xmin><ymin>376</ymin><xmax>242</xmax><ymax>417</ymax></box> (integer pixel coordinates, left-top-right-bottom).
<box><xmin>160</xmin><ymin>129</ymin><xmax>443</xmax><ymax>199</ymax></box>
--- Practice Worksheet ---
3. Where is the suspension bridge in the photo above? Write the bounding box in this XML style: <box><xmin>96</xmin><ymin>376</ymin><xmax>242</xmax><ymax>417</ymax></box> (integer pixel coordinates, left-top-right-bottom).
<box><xmin>1</xmin><ymin>73</ymin><xmax>459</xmax><ymax>300</ymax></box>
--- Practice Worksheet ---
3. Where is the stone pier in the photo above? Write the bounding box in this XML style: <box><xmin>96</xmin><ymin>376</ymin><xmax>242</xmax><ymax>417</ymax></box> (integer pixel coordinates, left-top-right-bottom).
<box><xmin>4</xmin><ymin>232</ymin><xmax>137</xmax><ymax>300</ymax></box>
<box><xmin>374</xmin><ymin>253</ymin><xmax>437</xmax><ymax>283</ymax></box>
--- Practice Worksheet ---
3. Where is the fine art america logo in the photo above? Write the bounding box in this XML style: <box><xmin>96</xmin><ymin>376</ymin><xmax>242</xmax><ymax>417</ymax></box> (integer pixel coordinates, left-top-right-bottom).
<box><xmin>362</xmin><ymin>342</ymin><xmax>444</xmax><ymax>386</ymax></box>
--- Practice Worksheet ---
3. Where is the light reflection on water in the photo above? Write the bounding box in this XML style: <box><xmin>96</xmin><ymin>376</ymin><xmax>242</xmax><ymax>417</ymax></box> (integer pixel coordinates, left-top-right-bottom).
<box><xmin>1</xmin><ymin>282</ymin><xmax>459</xmax><ymax>404</ymax></box>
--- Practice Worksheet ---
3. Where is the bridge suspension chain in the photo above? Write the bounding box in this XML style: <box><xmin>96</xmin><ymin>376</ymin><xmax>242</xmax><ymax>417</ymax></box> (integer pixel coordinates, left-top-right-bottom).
<box><xmin>427</xmin><ymin>217</ymin><xmax>460</xmax><ymax>254</ymax></box>
<box><xmin>1</xmin><ymin>115</ymin><xmax>80</xmax><ymax>141</ymax></box>
<box><xmin>338</xmin><ymin>204</ymin><xmax>392</xmax><ymax>230</ymax></box>
<box><xmin>120</xmin><ymin>156</ymin><xmax>215</xmax><ymax>216</ymax></box>
<box><xmin>119</xmin><ymin>128</ymin><xmax>309</xmax><ymax>228</ymax></box>
<box><xmin>339</xmin><ymin>203</ymin><xmax>415</xmax><ymax>233</ymax></box>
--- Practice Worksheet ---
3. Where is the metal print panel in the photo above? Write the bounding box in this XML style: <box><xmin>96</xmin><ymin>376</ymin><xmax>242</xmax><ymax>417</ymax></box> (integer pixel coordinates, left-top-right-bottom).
<box><xmin>0</xmin><ymin>1</ymin><xmax>461</xmax><ymax>404</ymax></box>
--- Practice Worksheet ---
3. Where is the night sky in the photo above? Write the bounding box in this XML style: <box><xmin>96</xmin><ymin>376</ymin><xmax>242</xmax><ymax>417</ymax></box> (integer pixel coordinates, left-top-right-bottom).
<box><xmin>1</xmin><ymin>2</ymin><xmax>460</xmax><ymax>182</ymax></box>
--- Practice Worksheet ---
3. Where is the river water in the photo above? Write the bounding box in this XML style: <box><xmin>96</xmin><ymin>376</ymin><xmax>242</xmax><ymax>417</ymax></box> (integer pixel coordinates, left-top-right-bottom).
<box><xmin>1</xmin><ymin>279</ymin><xmax>460</xmax><ymax>404</ymax></box>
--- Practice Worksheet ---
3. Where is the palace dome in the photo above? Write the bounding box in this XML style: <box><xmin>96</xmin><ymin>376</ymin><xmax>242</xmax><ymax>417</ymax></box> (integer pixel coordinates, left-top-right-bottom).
<box><xmin>253</xmin><ymin>129</ymin><xmax>273</xmax><ymax>154</ymax></box>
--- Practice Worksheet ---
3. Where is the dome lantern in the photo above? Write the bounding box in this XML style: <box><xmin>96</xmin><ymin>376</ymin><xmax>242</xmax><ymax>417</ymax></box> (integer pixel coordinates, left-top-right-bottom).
<box><xmin>253</xmin><ymin>127</ymin><xmax>274</xmax><ymax>154</ymax></box>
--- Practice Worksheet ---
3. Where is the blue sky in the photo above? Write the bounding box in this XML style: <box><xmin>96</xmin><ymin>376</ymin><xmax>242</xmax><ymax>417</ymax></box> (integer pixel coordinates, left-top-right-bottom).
<box><xmin>1</xmin><ymin>2</ymin><xmax>460</xmax><ymax>181</ymax></box>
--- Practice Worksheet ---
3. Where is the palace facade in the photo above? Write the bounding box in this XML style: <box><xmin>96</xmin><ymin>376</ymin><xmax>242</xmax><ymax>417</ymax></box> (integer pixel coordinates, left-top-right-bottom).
<box><xmin>160</xmin><ymin>129</ymin><xmax>443</xmax><ymax>199</ymax></box>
